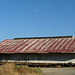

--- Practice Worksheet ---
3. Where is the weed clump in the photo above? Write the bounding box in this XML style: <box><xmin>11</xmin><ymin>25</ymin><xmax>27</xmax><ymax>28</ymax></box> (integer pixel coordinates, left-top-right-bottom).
<box><xmin>0</xmin><ymin>63</ymin><xmax>42</xmax><ymax>75</ymax></box>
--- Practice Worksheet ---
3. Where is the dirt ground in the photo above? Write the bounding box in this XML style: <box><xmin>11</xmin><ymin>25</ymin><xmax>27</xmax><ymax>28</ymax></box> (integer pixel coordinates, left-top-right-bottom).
<box><xmin>40</xmin><ymin>68</ymin><xmax>75</xmax><ymax>75</ymax></box>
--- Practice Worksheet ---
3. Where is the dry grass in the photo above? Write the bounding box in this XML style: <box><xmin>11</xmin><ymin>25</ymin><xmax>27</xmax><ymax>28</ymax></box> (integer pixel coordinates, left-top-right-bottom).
<box><xmin>0</xmin><ymin>63</ymin><xmax>17</xmax><ymax>75</ymax></box>
<box><xmin>0</xmin><ymin>63</ymin><xmax>42</xmax><ymax>75</ymax></box>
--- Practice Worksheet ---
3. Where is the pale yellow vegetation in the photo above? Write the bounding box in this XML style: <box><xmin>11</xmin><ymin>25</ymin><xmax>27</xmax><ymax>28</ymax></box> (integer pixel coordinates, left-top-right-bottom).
<box><xmin>0</xmin><ymin>63</ymin><xmax>42</xmax><ymax>75</ymax></box>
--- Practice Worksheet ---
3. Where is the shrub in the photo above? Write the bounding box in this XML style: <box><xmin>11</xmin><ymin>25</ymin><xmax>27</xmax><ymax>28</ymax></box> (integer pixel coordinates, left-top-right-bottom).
<box><xmin>0</xmin><ymin>63</ymin><xmax>42</xmax><ymax>75</ymax></box>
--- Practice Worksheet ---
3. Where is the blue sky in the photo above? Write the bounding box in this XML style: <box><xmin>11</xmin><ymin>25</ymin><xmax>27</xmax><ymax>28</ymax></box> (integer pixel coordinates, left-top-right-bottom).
<box><xmin>0</xmin><ymin>0</ymin><xmax>75</xmax><ymax>42</ymax></box>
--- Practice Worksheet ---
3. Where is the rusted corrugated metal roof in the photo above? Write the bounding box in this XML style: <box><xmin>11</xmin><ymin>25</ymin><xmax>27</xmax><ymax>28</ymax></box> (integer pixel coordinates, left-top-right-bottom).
<box><xmin>0</xmin><ymin>38</ymin><xmax>75</xmax><ymax>53</ymax></box>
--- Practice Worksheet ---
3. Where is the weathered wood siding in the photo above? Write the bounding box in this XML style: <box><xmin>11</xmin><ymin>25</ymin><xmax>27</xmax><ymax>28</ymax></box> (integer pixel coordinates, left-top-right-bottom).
<box><xmin>0</xmin><ymin>53</ymin><xmax>75</xmax><ymax>63</ymax></box>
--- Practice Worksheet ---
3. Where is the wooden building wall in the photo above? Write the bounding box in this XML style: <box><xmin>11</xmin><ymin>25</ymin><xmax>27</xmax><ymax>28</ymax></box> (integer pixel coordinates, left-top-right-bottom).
<box><xmin>0</xmin><ymin>53</ymin><xmax>75</xmax><ymax>64</ymax></box>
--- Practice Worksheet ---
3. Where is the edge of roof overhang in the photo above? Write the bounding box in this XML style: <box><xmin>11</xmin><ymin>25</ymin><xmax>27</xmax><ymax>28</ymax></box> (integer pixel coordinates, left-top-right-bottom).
<box><xmin>0</xmin><ymin>52</ymin><xmax>75</xmax><ymax>54</ymax></box>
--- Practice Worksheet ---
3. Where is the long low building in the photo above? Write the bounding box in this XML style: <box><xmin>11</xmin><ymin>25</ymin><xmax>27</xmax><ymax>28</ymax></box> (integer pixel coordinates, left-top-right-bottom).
<box><xmin>0</xmin><ymin>36</ymin><xmax>75</xmax><ymax>66</ymax></box>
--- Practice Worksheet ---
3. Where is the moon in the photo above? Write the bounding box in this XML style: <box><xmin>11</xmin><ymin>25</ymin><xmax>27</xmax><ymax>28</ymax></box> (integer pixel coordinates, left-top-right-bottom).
<box><xmin>34</xmin><ymin>9</ymin><xmax>38</xmax><ymax>13</ymax></box>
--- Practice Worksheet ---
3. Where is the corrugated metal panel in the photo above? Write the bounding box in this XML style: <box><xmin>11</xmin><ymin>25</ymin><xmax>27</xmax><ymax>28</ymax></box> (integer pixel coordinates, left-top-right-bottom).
<box><xmin>0</xmin><ymin>38</ymin><xmax>75</xmax><ymax>53</ymax></box>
